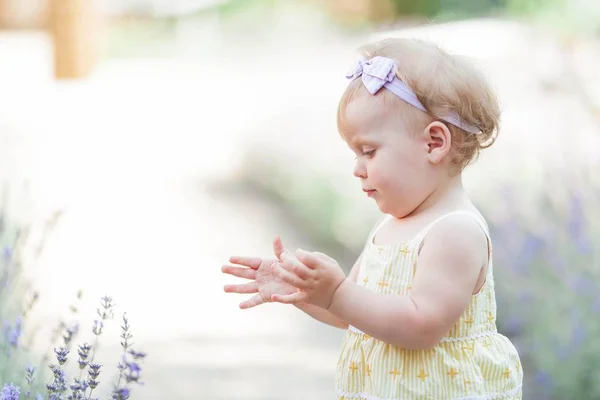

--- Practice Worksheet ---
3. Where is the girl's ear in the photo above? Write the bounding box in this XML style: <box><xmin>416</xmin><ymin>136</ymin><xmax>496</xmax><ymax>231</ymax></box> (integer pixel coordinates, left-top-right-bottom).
<box><xmin>422</xmin><ymin>121</ymin><xmax>452</xmax><ymax>164</ymax></box>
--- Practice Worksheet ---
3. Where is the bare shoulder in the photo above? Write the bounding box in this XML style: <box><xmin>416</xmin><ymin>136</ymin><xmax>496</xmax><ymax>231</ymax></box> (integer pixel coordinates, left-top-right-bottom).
<box><xmin>421</xmin><ymin>212</ymin><xmax>489</xmax><ymax>263</ymax></box>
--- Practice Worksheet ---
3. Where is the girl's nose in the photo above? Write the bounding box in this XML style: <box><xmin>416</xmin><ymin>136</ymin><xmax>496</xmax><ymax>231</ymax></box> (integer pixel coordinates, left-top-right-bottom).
<box><xmin>353</xmin><ymin>160</ymin><xmax>366</xmax><ymax>179</ymax></box>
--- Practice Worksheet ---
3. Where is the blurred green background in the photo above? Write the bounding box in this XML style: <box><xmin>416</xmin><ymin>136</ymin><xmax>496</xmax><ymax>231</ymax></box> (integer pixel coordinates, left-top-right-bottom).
<box><xmin>1</xmin><ymin>0</ymin><xmax>599</xmax><ymax>399</ymax></box>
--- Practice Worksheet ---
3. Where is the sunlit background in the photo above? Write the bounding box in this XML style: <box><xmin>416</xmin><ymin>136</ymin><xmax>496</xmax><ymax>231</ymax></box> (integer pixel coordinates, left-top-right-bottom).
<box><xmin>1</xmin><ymin>0</ymin><xmax>599</xmax><ymax>399</ymax></box>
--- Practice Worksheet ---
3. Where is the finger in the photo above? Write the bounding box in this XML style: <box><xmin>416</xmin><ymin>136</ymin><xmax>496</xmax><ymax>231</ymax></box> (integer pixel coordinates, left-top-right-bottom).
<box><xmin>296</xmin><ymin>249</ymin><xmax>325</xmax><ymax>270</ymax></box>
<box><xmin>221</xmin><ymin>265</ymin><xmax>257</xmax><ymax>280</ymax></box>
<box><xmin>274</xmin><ymin>262</ymin><xmax>310</xmax><ymax>289</ymax></box>
<box><xmin>312</xmin><ymin>251</ymin><xmax>336</xmax><ymax>263</ymax></box>
<box><xmin>224</xmin><ymin>282</ymin><xmax>258</xmax><ymax>294</ymax></box>
<box><xmin>271</xmin><ymin>291</ymin><xmax>306</xmax><ymax>305</ymax></box>
<box><xmin>239</xmin><ymin>294</ymin><xmax>264</xmax><ymax>309</ymax></box>
<box><xmin>228</xmin><ymin>256</ymin><xmax>262</xmax><ymax>270</ymax></box>
<box><xmin>273</xmin><ymin>236</ymin><xmax>286</xmax><ymax>261</ymax></box>
<box><xmin>280</xmin><ymin>251</ymin><xmax>315</xmax><ymax>280</ymax></box>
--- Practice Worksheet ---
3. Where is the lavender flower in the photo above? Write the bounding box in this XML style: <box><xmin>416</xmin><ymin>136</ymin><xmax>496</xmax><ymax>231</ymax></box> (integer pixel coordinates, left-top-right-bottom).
<box><xmin>1</xmin><ymin>200</ymin><xmax>152</xmax><ymax>399</ymax></box>
<box><xmin>46</xmin><ymin>364</ymin><xmax>67</xmax><ymax>395</ymax></box>
<box><xmin>124</xmin><ymin>361</ymin><xmax>141</xmax><ymax>384</ymax></box>
<box><xmin>77</xmin><ymin>343</ymin><xmax>92</xmax><ymax>370</ymax></box>
<box><xmin>111</xmin><ymin>314</ymin><xmax>145</xmax><ymax>400</ymax></box>
<box><xmin>62</xmin><ymin>324</ymin><xmax>79</xmax><ymax>348</ymax></box>
<box><xmin>119</xmin><ymin>314</ymin><xmax>133</xmax><ymax>355</ymax></box>
<box><xmin>3</xmin><ymin>316</ymin><xmax>23</xmax><ymax>348</ymax></box>
<box><xmin>127</xmin><ymin>350</ymin><xmax>146</xmax><ymax>360</ymax></box>
<box><xmin>111</xmin><ymin>388</ymin><xmax>130</xmax><ymax>400</ymax></box>
<box><xmin>2</xmin><ymin>289</ymin><xmax>147</xmax><ymax>400</ymax></box>
<box><xmin>92</xmin><ymin>321</ymin><xmax>103</xmax><ymax>336</ymax></box>
<box><xmin>97</xmin><ymin>296</ymin><xmax>115</xmax><ymax>321</ymax></box>
<box><xmin>25</xmin><ymin>365</ymin><xmax>36</xmax><ymax>386</ymax></box>
<box><xmin>0</xmin><ymin>383</ymin><xmax>20</xmax><ymax>400</ymax></box>
<box><xmin>87</xmin><ymin>363</ymin><xmax>101</xmax><ymax>390</ymax></box>
<box><xmin>483</xmin><ymin>181</ymin><xmax>599</xmax><ymax>398</ymax></box>
<box><xmin>67</xmin><ymin>379</ymin><xmax>88</xmax><ymax>400</ymax></box>
<box><xmin>54</xmin><ymin>347</ymin><xmax>69</xmax><ymax>366</ymax></box>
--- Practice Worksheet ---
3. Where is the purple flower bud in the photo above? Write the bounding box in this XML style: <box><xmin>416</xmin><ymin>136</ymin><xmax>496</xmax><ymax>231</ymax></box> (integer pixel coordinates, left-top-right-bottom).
<box><xmin>1</xmin><ymin>383</ymin><xmax>20</xmax><ymax>400</ymax></box>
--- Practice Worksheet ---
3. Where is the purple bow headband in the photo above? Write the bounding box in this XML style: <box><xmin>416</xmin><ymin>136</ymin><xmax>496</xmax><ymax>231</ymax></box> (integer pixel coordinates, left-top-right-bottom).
<box><xmin>346</xmin><ymin>56</ymin><xmax>481</xmax><ymax>134</ymax></box>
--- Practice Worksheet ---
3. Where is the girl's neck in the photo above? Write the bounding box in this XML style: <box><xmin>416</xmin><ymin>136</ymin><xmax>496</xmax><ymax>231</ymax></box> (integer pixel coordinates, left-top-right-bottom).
<box><xmin>407</xmin><ymin>174</ymin><xmax>468</xmax><ymax>218</ymax></box>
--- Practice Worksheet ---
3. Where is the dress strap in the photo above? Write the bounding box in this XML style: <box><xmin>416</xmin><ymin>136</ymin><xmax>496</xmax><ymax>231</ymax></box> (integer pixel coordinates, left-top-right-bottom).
<box><xmin>412</xmin><ymin>210</ymin><xmax>491</xmax><ymax>262</ymax></box>
<box><xmin>367</xmin><ymin>214</ymin><xmax>394</xmax><ymax>244</ymax></box>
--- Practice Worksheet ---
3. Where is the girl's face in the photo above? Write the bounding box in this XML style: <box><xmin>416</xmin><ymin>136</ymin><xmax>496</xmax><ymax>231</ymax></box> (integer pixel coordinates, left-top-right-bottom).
<box><xmin>341</xmin><ymin>92</ymin><xmax>447</xmax><ymax>218</ymax></box>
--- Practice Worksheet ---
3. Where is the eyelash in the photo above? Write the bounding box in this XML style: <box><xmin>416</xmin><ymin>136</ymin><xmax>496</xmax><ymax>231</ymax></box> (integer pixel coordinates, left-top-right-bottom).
<box><xmin>363</xmin><ymin>150</ymin><xmax>376</xmax><ymax>158</ymax></box>
<box><xmin>353</xmin><ymin>149</ymin><xmax>376</xmax><ymax>160</ymax></box>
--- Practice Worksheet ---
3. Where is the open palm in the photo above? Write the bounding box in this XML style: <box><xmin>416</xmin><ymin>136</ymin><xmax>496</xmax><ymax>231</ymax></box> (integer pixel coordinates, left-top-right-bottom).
<box><xmin>222</xmin><ymin>238</ymin><xmax>297</xmax><ymax>309</ymax></box>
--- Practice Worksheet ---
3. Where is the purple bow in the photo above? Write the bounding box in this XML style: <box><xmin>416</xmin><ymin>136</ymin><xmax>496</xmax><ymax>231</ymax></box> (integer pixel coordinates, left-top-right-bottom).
<box><xmin>345</xmin><ymin>56</ymin><xmax>397</xmax><ymax>95</ymax></box>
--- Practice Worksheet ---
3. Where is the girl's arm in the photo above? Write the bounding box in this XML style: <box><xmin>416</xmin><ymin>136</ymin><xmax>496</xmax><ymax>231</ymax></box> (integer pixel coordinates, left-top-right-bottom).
<box><xmin>294</xmin><ymin>303</ymin><xmax>347</xmax><ymax>329</ymax></box>
<box><xmin>327</xmin><ymin>216</ymin><xmax>488</xmax><ymax>349</ymax></box>
<box><xmin>294</xmin><ymin>252</ymin><xmax>363</xmax><ymax>329</ymax></box>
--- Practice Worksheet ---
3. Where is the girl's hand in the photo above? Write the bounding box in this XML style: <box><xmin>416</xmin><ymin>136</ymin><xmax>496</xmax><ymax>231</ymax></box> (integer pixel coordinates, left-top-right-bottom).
<box><xmin>222</xmin><ymin>238</ymin><xmax>298</xmax><ymax>309</ymax></box>
<box><xmin>270</xmin><ymin>244</ymin><xmax>346</xmax><ymax>309</ymax></box>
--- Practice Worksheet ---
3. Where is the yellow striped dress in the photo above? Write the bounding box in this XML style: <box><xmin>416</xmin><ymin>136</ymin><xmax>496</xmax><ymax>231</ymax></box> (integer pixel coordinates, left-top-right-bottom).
<box><xmin>335</xmin><ymin>211</ymin><xmax>523</xmax><ymax>399</ymax></box>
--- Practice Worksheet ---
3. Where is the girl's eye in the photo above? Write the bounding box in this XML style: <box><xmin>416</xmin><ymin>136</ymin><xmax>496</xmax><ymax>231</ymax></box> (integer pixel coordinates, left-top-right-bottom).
<box><xmin>363</xmin><ymin>150</ymin><xmax>376</xmax><ymax>158</ymax></box>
